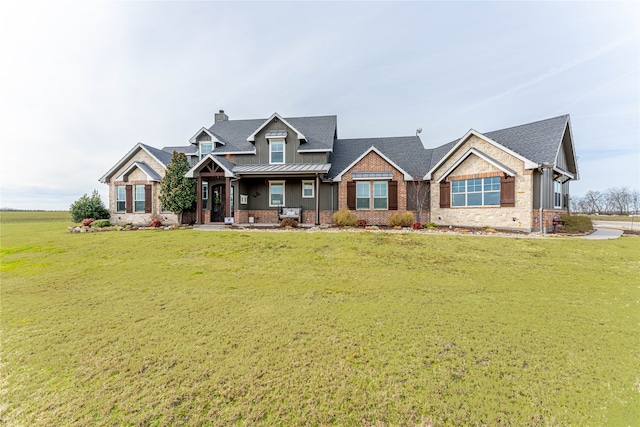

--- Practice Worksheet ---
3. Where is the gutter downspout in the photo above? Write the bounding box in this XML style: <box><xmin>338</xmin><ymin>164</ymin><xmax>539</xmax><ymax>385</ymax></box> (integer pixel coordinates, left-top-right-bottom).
<box><xmin>539</xmin><ymin>163</ymin><xmax>553</xmax><ymax>234</ymax></box>
<box><xmin>315</xmin><ymin>174</ymin><xmax>320</xmax><ymax>225</ymax></box>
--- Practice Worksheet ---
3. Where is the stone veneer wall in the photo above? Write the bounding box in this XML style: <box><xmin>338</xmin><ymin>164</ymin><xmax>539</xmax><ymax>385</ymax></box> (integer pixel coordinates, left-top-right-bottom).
<box><xmin>337</xmin><ymin>151</ymin><xmax>411</xmax><ymax>226</ymax></box>
<box><xmin>107</xmin><ymin>148</ymin><xmax>179</xmax><ymax>226</ymax></box>
<box><xmin>430</xmin><ymin>136</ymin><xmax>534</xmax><ymax>231</ymax></box>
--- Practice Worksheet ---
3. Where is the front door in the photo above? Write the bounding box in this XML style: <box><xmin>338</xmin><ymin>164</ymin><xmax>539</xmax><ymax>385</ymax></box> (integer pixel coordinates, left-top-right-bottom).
<box><xmin>211</xmin><ymin>183</ymin><xmax>225</xmax><ymax>223</ymax></box>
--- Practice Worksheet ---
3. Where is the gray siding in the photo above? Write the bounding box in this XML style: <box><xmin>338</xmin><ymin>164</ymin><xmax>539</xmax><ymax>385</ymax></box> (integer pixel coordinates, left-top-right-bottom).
<box><xmin>234</xmin><ymin>178</ymin><xmax>335</xmax><ymax>210</ymax></box>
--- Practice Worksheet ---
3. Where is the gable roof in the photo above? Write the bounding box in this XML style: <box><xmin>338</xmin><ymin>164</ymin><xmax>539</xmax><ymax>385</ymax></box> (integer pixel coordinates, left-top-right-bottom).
<box><xmin>116</xmin><ymin>161</ymin><xmax>163</xmax><ymax>182</ymax></box>
<box><xmin>188</xmin><ymin>127</ymin><xmax>224</xmax><ymax>145</ymax></box>
<box><xmin>424</xmin><ymin>115</ymin><xmax>573</xmax><ymax>179</ymax></box>
<box><xmin>99</xmin><ymin>143</ymin><xmax>170</xmax><ymax>183</ymax></box>
<box><xmin>435</xmin><ymin>148</ymin><xmax>516</xmax><ymax>183</ymax></box>
<box><xmin>184</xmin><ymin>154</ymin><xmax>236</xmax><ymax>178</ymax></box>
<box><xmin>246</xmin><ymin>113</ymin><xmax>306</xmax><ymax>142</ymax></box>
<box><xmin>209</xmin><ymin>115</ymin><xmax>337</xmax><ymax>154</ymax></box>
<box><xmin>328</xmin><ymin>136</ymin><xmax>430</xmax><ymax>181</ymax></box>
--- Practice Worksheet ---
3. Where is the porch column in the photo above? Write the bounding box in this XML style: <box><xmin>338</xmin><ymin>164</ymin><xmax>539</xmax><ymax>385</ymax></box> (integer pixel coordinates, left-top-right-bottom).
<box><xmin>225</xmin><ymin>177</ymin><xmax>231</xmax><ymax>218</ymax></box>
<box><xmin>196</xmin><ymin>175</ymin><xmax>203</xmax><ymax>224</ymax></box>
<box><xmin>315</xmin><ymin>174</ymin><xmax>320</xmax><ymax>225</ymax></box>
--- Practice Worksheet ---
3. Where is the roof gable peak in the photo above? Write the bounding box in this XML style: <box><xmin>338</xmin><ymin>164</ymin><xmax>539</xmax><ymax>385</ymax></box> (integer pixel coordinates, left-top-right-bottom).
<box><xmin>246</xmin><ymin>112</ymin><xmax>306</xmax><ymax>143</ymax></box>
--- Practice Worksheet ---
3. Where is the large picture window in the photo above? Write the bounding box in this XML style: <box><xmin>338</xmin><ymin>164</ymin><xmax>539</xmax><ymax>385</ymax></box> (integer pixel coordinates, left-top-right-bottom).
<box><xmin>269</xmin><ymin>181</ymin><xmax>285</xmax><ymax>206</ymax></box>
<box><xmin>451</xmin><ymin>177</ymin><xmax>500</xmax><ymax>207</ymax></box>
<box><xmin>270</xmin><ymin>139</ymin><xmax>285</xmax><ymax>164</ymax></box>
<box><xmin>356</xmin><ymin>181</ymin><xmax>370</xmax><ymax>209</ymax></box>
<box><xmin>116</xmin><ymin>185</ymin><xmax>126</xmax><ymax>212</ymax></box>
<box><xmin>134</xmin><ymin>184</ymin><xmax>146</xmax><ymax>212</ymax></box>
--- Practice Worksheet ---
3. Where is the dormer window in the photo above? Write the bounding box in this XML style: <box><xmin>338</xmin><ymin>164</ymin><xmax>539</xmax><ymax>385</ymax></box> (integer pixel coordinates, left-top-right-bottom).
<box><xmin>200</xmin><ymin>142</ymin><xmax>213</xmax><ymax>160</ymax></box>
<box><xmin>269</xmin><ymin>139</ymin><xmax>285</xmax><ymax>164</ymax></box>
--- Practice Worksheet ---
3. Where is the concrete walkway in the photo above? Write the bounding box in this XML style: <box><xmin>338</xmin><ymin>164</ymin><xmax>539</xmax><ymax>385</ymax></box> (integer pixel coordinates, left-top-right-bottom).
<box><xmin>575</xmin><ymin>228</ymin><xmax>623</xmax><ymax>240</ymax></box>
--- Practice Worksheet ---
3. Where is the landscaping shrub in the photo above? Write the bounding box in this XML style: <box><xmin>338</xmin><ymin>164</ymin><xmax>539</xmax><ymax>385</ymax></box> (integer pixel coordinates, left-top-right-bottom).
<box><xmin>560</xmin><ymin>214</ymin><xmax>593</xmax><ymax>234</ymax></box>
<box><xmin>412</xmin><ymin>221</ymin><xmax>423</xmax><ymax>230</ymax></box>
<box><xmin>70</xmin><ymin>190</ymin><xmax>110</xmax><ymax>223</ymax></box>
<box><xmin>425</xmin><ymin>222</ymin><xmax>438</xmax><ymax>229</ymax></box>
<box><xmin>280</xmin><ymin>217</ymin><xmax>299</xmax><ymax>228</ymax></box>
<box><xmin>150</xmin><ymin>218</ymin><xmax>163</xmax><ymax>228</ymax></box>
<box><xmin>388</xmin><ymin>212</ymin><xmax>413</xmax><ymax>227</ymax></box>
<box><xmin>357</xmin><ymin>219</ymin><xmax>368</xmax><ymax>227</ymax></box>
<box><xmin>81</xmin><ymin>218</ymin><xmax>95</xmax><ymax>227</ymax></box>
<box><xmin>332</xmin><ymin>208</ymin><xmax>357</xmax><ymax>226</ymax></box>
<box><xmin>91</xmin><ymin>219</ymin><xmax>111</xmax><ymax>228</ymax></box>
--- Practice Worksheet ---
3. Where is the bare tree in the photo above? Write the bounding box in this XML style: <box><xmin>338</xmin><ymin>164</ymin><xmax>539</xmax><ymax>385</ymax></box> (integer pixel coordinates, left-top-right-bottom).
<box><xmin>605</xmin><ymin>187</ymin><xmax>631</xmax><ymax>215</ymax></box>
<box><xmin>407</xmin><ymin>177</ymin><xmax>431</xmax><ymax>223</ymax></box>
<box><xmin>582</xmin><ymin>190</ymin><xmax>603</xmax><ymax>214</ymax></box>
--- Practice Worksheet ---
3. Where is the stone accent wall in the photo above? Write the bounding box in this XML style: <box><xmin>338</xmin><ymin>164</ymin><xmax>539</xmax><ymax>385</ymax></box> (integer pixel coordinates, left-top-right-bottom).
<box><xmin>532</xmin><ymin>209</ymin><xmax>565</xmax><ymax>233</ymax></box>
<box><xmin>106</xmin><ymin>147</ymin><xmax>180</xmax><ymax>226</ymax></box>
<box><xmin>337</xmin><ymin>151</ymin><xmax>410</xmax><ymax>226</ymax></box>
<box><xmin>430</xmin><ymin>136</ymin><xmax>534</xmax><ymax>231</ymax></box>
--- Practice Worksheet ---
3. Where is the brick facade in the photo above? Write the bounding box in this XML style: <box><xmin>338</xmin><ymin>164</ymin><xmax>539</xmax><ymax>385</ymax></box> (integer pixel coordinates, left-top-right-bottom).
<box><xmin>337</xmin><ymin>151</ymin><xmax>415</xmax><ymax>226</ymax></box>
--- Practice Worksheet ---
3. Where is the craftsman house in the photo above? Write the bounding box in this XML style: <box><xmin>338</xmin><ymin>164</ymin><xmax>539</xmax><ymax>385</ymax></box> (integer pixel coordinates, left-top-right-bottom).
<box><xmin>99</xmin><ymin>111</ymin><xmax>578</xmax><ymax>232</ymax></box>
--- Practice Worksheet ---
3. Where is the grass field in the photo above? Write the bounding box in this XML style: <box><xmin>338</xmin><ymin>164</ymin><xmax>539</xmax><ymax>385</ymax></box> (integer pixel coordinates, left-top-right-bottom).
<box><xmin>1</xmin><ymin>213</ymin><xmax>639</xmax><ymax>426</ymax></box>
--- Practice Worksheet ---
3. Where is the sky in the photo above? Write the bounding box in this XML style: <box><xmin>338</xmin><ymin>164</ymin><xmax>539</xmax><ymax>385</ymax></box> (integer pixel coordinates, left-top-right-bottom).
<box><xmin>1</xmin><ymin>1</ymin><xmax>638</xmax><ymax>210</ymax></box>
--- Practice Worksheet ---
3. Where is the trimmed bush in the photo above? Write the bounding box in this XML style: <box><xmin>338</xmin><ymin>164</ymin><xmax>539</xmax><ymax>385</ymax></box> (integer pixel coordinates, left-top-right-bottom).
<box><xmin>280</xmin><ymin>217</ymin><xmax>299</xmax><ymax>228</ymax></box>
<box><xmin>425</xmin><ymin>222</ymin><xmax>438</xmax><ymax>229</ymax></box>
<box><xmin>560</xmin><ymin>214</ymin><xmax>593</xmax><ymax>234</ymax></box>
<box><xmin>388</xmin><ymin>212</ymin><xmax>413</xmax><ymax>227</ymax></box>
<box><xmin>150</xmin><ymin>218</ymin><xmax>163</xmax><ymax>228</ymax></box>
<box><xmin>412</xmin><ymin>221</ymin><xmax>423</xmax><ymax>230</ymax></box>
<box><xmin>70</xmin><ymin>190</ymin><xmax>109</xmax><ymax>223</ymax></box>
<box><xmin>332</xmin><ymin>208</ymin><xmax>357</xmax><ymax>226</ymax></box>
<box><xmin>92</xmin><ymin>219</ymin><xmax>111</xmax><ymax>228</ymax></box>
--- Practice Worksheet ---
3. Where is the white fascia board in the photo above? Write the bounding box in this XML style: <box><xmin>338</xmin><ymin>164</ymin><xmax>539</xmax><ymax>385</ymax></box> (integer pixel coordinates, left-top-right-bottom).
<box><xmin>115</xmin><ymin>162</ymin><xmax>161</xmax><ymax>182</ymax></box>
<box><xmin>436</xmin><ymin>148</ymin><xmax>517</xmax><ymax>183</ymax></box>
<box><xmin>184</xmin><ymin>154</ymin><xmax>235</xmax><ymax>178</ymax></box>
<box><xmin>99</xmin><ymin>143</ymin><xmax>166</xmax><ymax>183</ymax></box>
<box><xmin>246</xmin><ymin>112</ymin><xmax>306</xmax><ymax>142</ymax></box>
<box><xmin>188</xmin><ymin>127</ymin><xmax>224</xmax><ymax>145</ymax></box>
<box><xmin>424</xmin><ymin>129</ymin><xmax>538</xmax><ymax>180</ymax></box>
<box><xmin>215</xmin><ymin>150</ymin><xmax>257</xmax><ymax>155</ymax></box>
<box><xmin>554</xmin><ymin>118</ymin><xmax>580</xmax><ymax>180</ymax></box>
<box><xmin>298</xmin><ymin>148</ymin><xmax>332</xmax><ymax>153</ymax></box>
<box><xmin>553</xmin><ymin>166</ymin><xmax>575</xmax><ymax>180</ymax></box>
<box><xmin>332</xmin><ymin>146</ymin><xmax>413</xmax><ymax>182</ymax></box>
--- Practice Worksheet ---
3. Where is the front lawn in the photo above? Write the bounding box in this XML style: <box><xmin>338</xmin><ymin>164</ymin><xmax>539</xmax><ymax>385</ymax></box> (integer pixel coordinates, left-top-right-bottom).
<box><xmin>1</xmin><ymin>215</ymin><xmax>638</xmax><ymax>426</ymax></box>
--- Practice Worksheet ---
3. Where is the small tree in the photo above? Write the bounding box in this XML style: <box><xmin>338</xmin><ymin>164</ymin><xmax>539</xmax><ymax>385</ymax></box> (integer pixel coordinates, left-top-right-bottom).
<box><xmin>70</xmin><ymin>190</ymin><xmax>110</xmax><ymax>223</ymax></box>
<box><xmin>159</xmin><ymin>151</ymin><xmax>196</xmax><ymax>222</ymax></box>
<box><xmin>407</xmin><ymin>177</ymin><xmax>430</xmax><ymax>223</ymax></box>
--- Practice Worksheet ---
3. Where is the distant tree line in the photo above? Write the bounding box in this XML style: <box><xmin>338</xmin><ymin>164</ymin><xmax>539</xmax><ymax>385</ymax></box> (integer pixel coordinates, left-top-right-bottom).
<box><xmin>571</xmin><ymin>187</ymin><xmax>640</xmax><ymax>215</ymax></box>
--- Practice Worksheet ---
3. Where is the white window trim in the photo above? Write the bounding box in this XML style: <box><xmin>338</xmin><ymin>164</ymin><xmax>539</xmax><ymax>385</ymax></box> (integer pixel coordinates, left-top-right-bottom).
<box><xmin>373</xmin><ymin>181</ymin><xmax>388</xmax><ymax>210</ymax></box>
<box><xmin>200</xmin><ymin>142</ymin><xmax>213</xmax><ymax>160</ymax></box>
<box><xmin>269</xmin><ymin>180</ymin><xmax>285</xmax><ymax>207</ymax></box>
<box><xmin>302</xmin><ymin>180</ymin><xmax>314</xmax><ymax>198</ymax></box>
<box><xmin>269</xmin><ymin>139</ymin><xmax>285</xmax><ymax>165</ymax></box>
<box><xmin>116</xmin><ymin>185</ymin><xmax>126</xmax><ymax>212</ymax></box>
<box><xmin>356</xmin><ymin>181</ymin><xmax>370</xmax><ymax>210</ymax></box>
<box><xmin>554</xmin><ymin>180</ymin><xmax>562</xmax><ymax>209</ymax></box>
<box><xmin>134</xmin><ymin>184</ymin><xmax>145</xmax><ymax>213</ymax></box>
<box><xmin>451</xmin><ymin>177</ymin><xmax>500</xmax><ymax>207</ymax></box>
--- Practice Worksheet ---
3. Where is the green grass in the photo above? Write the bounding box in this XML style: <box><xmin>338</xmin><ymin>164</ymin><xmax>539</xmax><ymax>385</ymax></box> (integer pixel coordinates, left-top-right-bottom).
<box><xmin>583</xmin><ymin>214</ymin><xmax>636</xmax><ymax>222</ymax></box>
<box><xmin>0</xmin><ymin>210</ymin><xmax>71</xmax><ymax>223</ymax></box>
<box><xmin>2</xmin><ymin>214</ymin><xmax>639</xmax><ymax>426</ymax></box>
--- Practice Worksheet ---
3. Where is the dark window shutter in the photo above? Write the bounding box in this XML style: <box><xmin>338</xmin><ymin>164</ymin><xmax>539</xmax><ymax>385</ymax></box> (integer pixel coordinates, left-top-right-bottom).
<box><xmin>125</xmin><ymin>185</ymin><xmax>133</xmax><ymax>213</ymax></box>
<box><xmin>144</xmin><ymin>184</ymin><xmax>152</xmax><ymax>213</ymax></box>
<box><xmin>439</xmin><ymin>181</ymin><xmax>450</xmax><ymax>208</ymax></box>
<box><xmin>347</xmin><ymin>182</ymin><xmax>356</xmax><ymax>210</ymax></box>
<box><xmin>500</xmin><ymin>176</ymin><xmax>515</xmax><ymax>207</ymax></box>
<box><xmin>388</xmin><ymin>181</ymin><xmax>398</xmax><ymax>210</ymax></box>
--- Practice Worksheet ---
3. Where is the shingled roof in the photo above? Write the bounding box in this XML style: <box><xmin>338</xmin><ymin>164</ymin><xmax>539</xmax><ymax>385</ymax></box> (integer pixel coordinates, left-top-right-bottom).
<box><xmin>328</xmin><ymin>136</ymin><xmax>431</xmax><ymax>180</ymax></box>
<box><xmin>208</xmin><ymin>115</ymin><xmax>337</xmax><ymax>154</ymax></box>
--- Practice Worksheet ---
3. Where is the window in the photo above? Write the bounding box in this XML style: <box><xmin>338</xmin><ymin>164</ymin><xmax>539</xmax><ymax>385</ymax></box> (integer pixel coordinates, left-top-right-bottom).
<box><xmin>134</xmin><ymin>184</ymin><xmax>146</xmax><ymax>212</ymax></box>
<box><xmin>302</xmin><ymin>180</ymin><xmax>314</xmax><ymax>198</ymax></box>
<box><xmin>356</xmin><ymin>181</ymin><xmax>370</xmax><ymax>209</ymax></box>
<box><xmin>373</xmin><ymin>181</ymin><xmax>388</xmax><ymax>209</ymax></box>
<box><xmin>554</xmin><ymin>180</ymin><xmax>562</xmax><ymax>208</ymax></box>
<box><xmin>116</xmin><ymin>185</ymin><xmax>126</xmax><ymax>212</ymax></box>
<box><xmin>269</xmin><ymin>181</ymin><xmax>285</xmax><ymax>206</ymax></box>
<box><xmin>451</xmin><ymin>177</ymin><xmax>500</xmax><ymax>207</ymax></box>
<box><xmin>270</xmin><ymin>139</ymin><xmax>284</xmax><ymax>164</ymax></box>
<box><xmin>202</xmin><ymin>181</ymin><xmax>209</xmax><ymax>209</ymax></box>
<box><xmin>200</xmin><ymin>142</ymin><xmax>213</xmax><ymax>160</ymax></box>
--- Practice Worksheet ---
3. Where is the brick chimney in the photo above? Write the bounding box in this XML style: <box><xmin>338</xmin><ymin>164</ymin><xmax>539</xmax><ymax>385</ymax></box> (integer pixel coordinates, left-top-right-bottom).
<box><xmin>214</xmin><ymin>110</ymin><xmax>228</xmax><ymax>123</ymax></box>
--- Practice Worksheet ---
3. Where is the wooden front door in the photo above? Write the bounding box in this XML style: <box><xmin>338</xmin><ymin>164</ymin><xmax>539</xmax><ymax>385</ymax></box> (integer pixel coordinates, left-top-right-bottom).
<box><xmin>211</xmin><ymin>183</ymin><xmax>225</xmax><ymax>223</ymax></box>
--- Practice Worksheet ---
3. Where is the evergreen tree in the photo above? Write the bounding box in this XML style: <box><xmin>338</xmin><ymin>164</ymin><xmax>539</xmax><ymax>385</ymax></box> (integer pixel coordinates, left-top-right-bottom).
<box><xmin>159</xmin><ymin>151</ymin><xmax>196</xmax><ymax>219</ymax></box>
<box><xmin>70</xmin><ymin>190</ymin><xmax>110</xmax><ymax>222</ymax></box>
